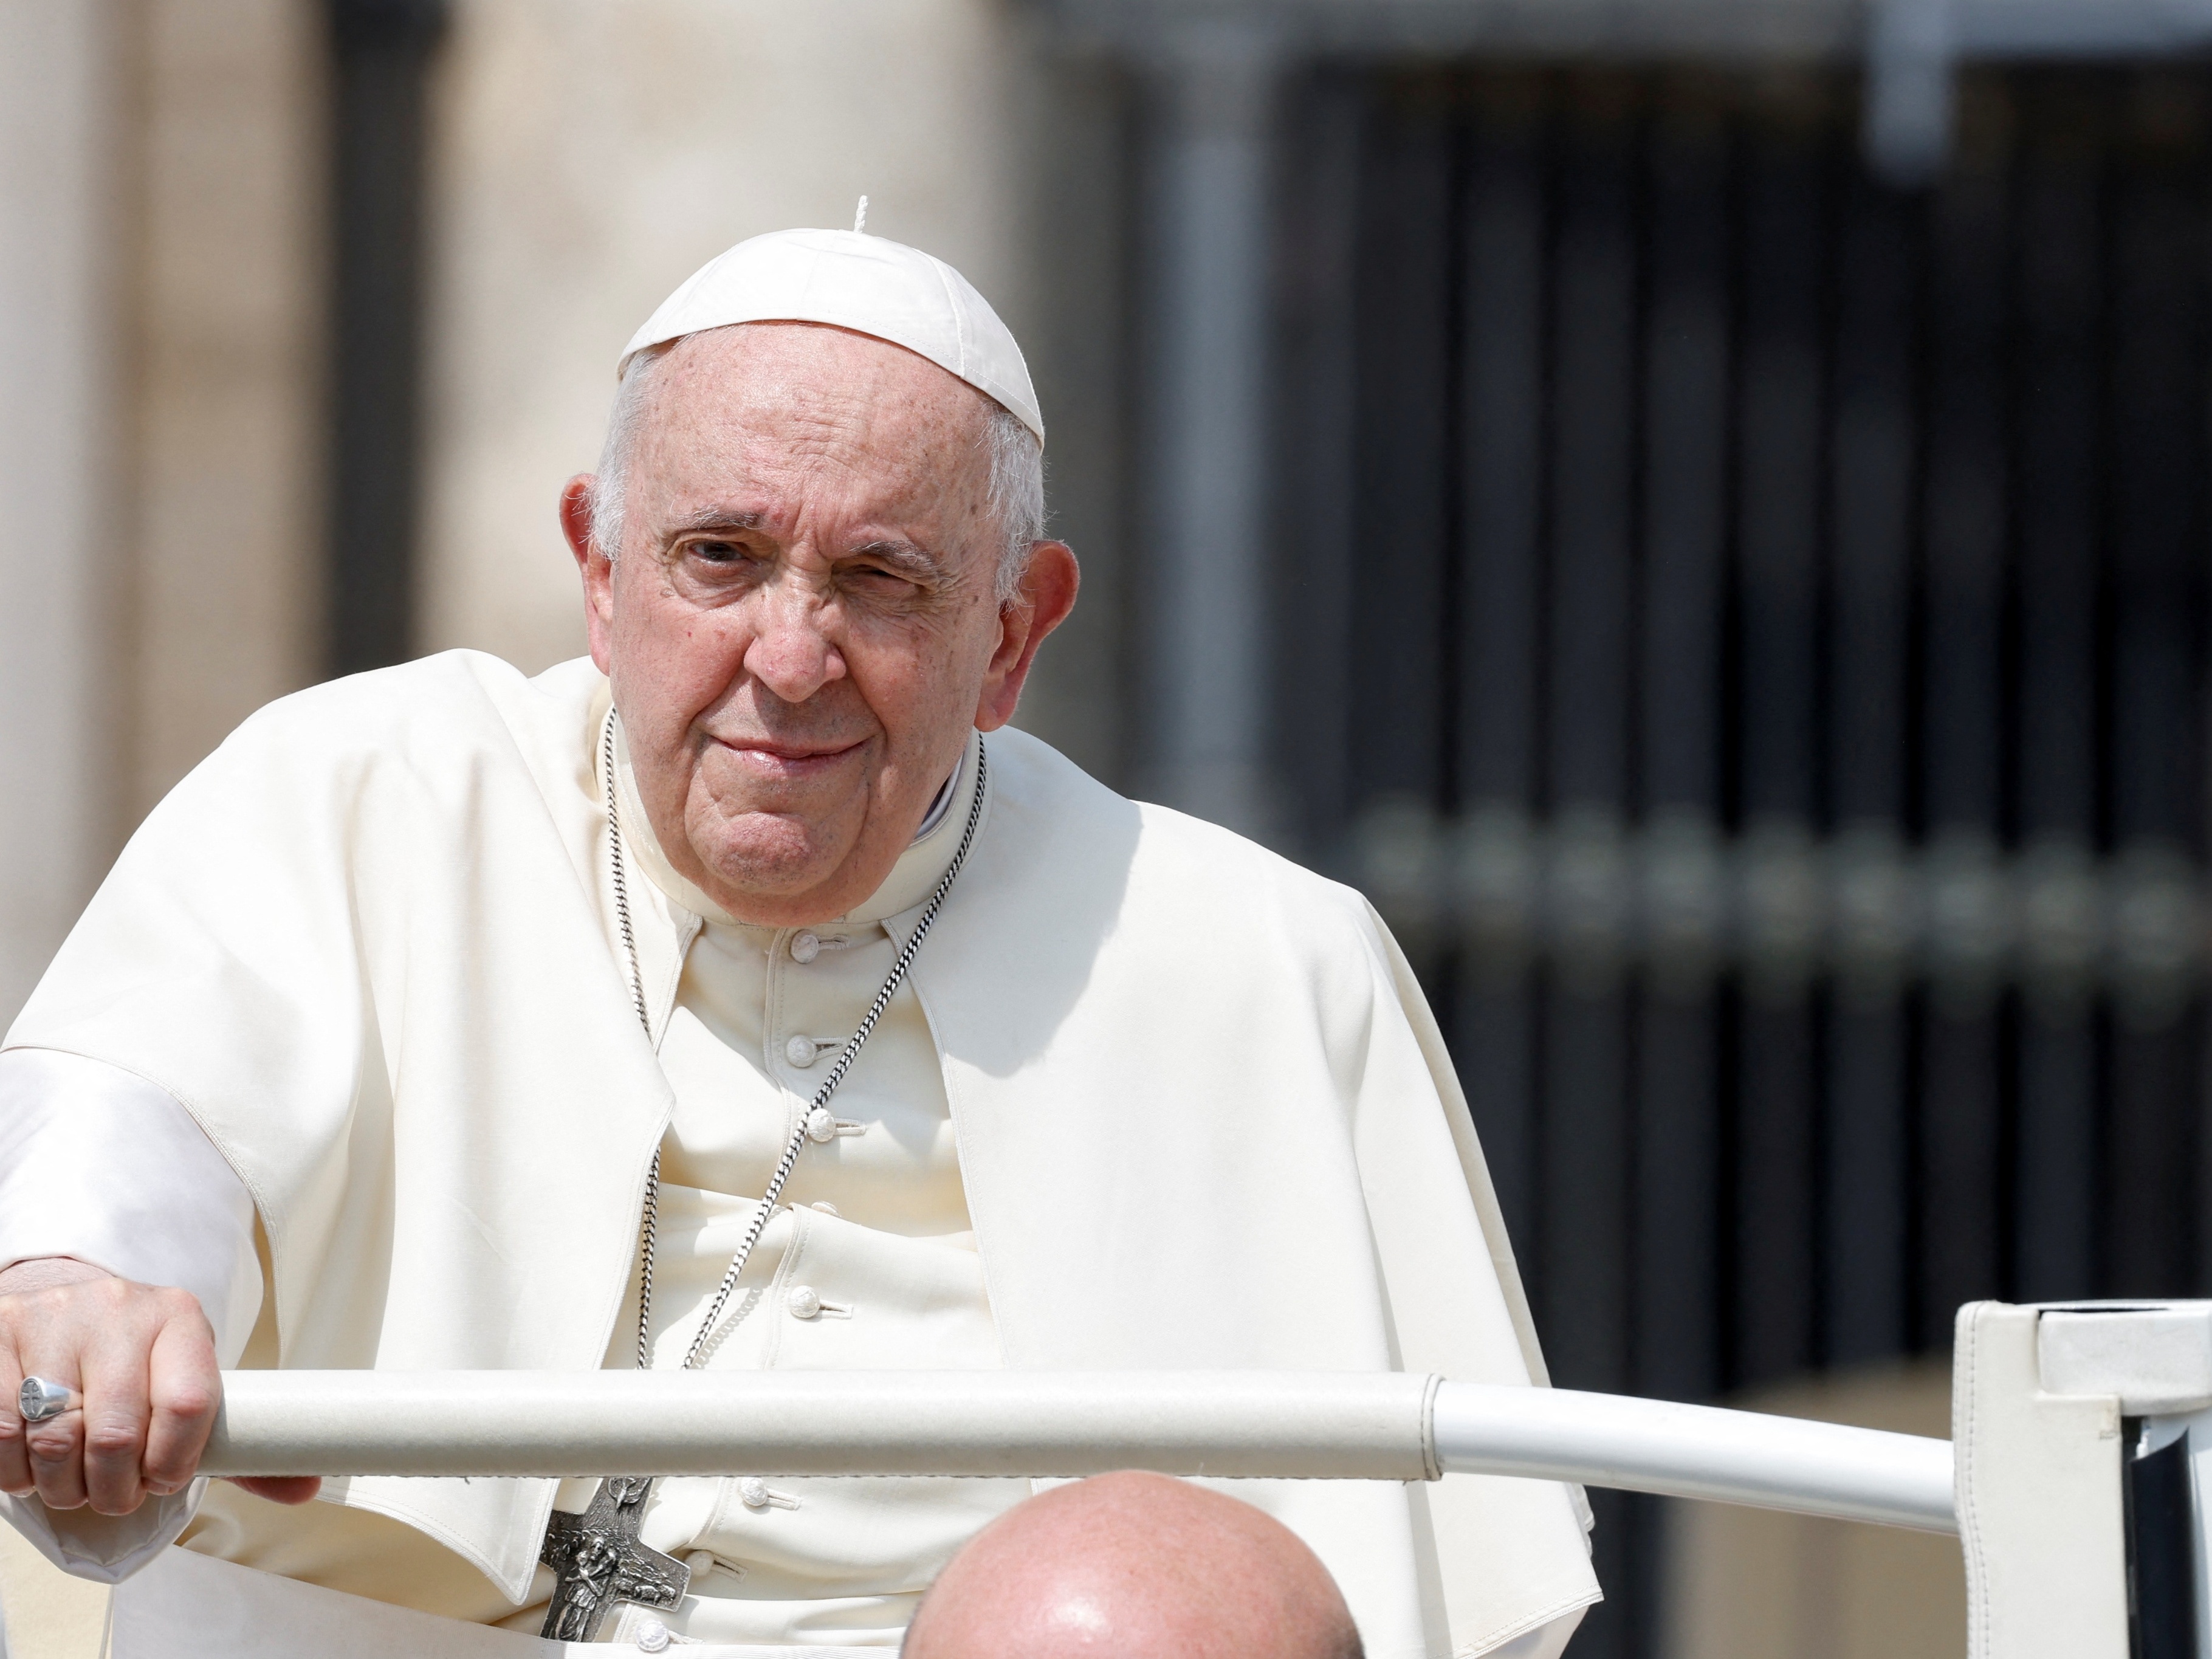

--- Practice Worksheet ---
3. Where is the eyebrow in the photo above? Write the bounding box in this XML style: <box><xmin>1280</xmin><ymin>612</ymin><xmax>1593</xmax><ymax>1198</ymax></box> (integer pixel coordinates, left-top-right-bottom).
<box><xmin>666</xmin><ymin>507</ymin><xmax>769</xmax><ymax>538</ymax></box>
<box><xmin>844</xmin><ymin>537</ymin><xmax>949</xmax><ymax>583</ymax></box>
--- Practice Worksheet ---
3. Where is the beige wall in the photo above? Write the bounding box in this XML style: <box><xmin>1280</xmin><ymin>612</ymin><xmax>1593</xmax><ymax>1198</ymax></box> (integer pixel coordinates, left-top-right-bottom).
<box><xmin>1664</xmin><ymin>1361</ymin><xmax>1966</xmax><ymax>1659</ymax></box>
<box><xmin>0</xmin><ymin>0</ymin><xmax>325</xmax><ymax>1026</ymax></box>
<box><xmin>0</xmin><ymin>0</ymin><xmax>126</xmax><ymax>1026</ymax></box>
<box><xmin>416</xmin><ymin>0</ymin><xmax>1029</xmax><ymax>679</ymax></box>
<box><xmin>127</xmin><ymin>0</ymin><xmax>325</xmax><ymax>822</ymax></box>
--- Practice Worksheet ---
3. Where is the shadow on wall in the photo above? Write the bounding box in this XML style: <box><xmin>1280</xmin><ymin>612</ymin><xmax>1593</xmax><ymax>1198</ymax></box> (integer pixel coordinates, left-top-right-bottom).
<box><xmin>1663</xmin><ymin>1360</ymin><xmax>1963</xmax><ymax>1659</ymax></box>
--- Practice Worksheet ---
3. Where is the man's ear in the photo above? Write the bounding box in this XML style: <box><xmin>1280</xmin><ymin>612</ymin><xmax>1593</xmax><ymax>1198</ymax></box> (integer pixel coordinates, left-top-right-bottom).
<box><xmin>562</xmin><ymin>475</ymin><xmax>616</xmax><ymax>675</ymax></box>
<box><xmin>975</xmin><ymin>542</ymin><xmax>1079</xmax><ymax>732</ymax></box>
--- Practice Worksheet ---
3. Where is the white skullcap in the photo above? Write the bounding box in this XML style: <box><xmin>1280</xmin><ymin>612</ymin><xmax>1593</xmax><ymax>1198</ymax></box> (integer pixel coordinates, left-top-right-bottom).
<box><xmin>618</xmin><ymin>227</ymin><xmax>1043</xmax><ymax>444</ymax></box>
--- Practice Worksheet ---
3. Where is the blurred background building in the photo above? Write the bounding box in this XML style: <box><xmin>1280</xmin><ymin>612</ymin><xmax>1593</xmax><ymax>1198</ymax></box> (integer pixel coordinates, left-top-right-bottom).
<box><xmin>9</xmin><ymin>0</ymin><xmax>2212</xmax><ymax>1652</ymax></box>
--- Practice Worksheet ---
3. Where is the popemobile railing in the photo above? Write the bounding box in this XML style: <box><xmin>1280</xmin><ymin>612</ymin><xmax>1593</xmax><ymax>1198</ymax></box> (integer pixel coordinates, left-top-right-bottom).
<box><xmin>199</xmin><ymin>1368</ymin><xmax>1956</xmax><ymax>1533</ymax></box>
<box><xmin>196</xmin><ymin>1302</ymin><xmax>2212</xmax><ymax>1659</ymax></box>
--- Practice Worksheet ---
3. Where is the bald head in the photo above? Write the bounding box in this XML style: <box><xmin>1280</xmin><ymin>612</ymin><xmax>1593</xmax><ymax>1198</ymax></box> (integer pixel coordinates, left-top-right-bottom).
<box><xmin>902</xmin><ymin>1472</ymin><xmax>1362</xmax><ymax>1659</ymax></box>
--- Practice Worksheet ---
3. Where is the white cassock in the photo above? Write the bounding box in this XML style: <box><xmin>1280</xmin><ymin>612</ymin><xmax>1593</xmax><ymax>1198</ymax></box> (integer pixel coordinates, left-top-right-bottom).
<box><xmin>0</xmin><ymin>651</ymin><xmax>1599</xmax><ymax>1658</ymax></box>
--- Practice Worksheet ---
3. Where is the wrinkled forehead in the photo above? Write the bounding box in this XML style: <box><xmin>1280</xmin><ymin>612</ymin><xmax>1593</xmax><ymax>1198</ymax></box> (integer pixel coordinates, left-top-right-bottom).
<box><xmin>631</xmin><ymin>322</ymin><xmax>997</xmax><ymax>520</ymax></box>
<box><xmin>658</xmin><ymin>323</ymin><xmax>995</xmax><ymax>448</ymax></box>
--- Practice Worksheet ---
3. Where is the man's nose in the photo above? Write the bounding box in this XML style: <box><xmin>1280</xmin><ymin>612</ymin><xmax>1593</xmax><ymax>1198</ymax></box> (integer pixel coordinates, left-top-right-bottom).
<box><xmin>741</xmin><ymin>580</ymin><xmax>845</xmax><ymax>703</ymax></box>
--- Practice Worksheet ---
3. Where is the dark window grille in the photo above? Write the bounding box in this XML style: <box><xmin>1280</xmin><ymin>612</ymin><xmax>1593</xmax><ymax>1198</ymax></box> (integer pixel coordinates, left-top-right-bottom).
<box><xmin>1271</xmin><ymin>63</ymin><xmax>2212</xmax><ymax>1655</ymax></box>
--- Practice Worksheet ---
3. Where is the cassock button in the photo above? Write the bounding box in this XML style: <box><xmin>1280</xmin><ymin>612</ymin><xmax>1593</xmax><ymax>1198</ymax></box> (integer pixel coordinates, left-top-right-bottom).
<box><xmin>637</xmin><ymin>1617</ymin><xmax>672</xmax><ymax>1653</ymax></box>
<box><xmin>789</xmin><ymin>932</ymin><xmax>821</xmax><ymax>964</ymax></box>
<box><xmin>785</xmin><ymin>1285</ymin><xmax>852</xmax><ymax>1320</ymax></box>
<box><xmin>785</xmin><ymin>1035</ymin><xmax>818</xmax><ymax>1067</ymax></box>
<box><xmin>805</xmin><ymin>1107</ymin><xmax>865</xmax><ymax>1142</ymax></box>
<box><xmin>738</xmin><ymin>1477</ymin><xmax>770</xmax><ymax>1508</ymax></box>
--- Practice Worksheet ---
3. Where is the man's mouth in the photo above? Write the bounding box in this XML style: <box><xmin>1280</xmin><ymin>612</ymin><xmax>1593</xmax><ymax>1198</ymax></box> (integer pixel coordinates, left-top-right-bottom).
<box><xmin>715</xmin><ymin>737</ymin><xmax>867</xmax><ymax>776</ymax></box>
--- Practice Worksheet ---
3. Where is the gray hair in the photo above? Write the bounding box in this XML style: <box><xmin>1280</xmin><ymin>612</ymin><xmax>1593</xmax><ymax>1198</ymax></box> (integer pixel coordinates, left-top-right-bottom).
<box><xmin>590</xmin><ymin>336</ymin><xmax>1046</xmax><ymax>605</ymax></box>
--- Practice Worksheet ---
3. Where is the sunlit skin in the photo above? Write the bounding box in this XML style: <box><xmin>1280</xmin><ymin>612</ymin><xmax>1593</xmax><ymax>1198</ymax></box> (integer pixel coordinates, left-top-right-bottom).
<box><xmin>0</xmin><ymin>320</ymin><xmax>1079</xmax><ymax>1518</ymax></box>
<box><xmin>562</xmin><ymin>321</ymin><xmax>1079</xmax><ymax>927</ymax></box>
<box><xmin>901</xmin><ymin>1471</ymin><xmax>1363</xmax><ymax>1659</ymax></box>
<box><xmin>0</xmin><ymin>1255</ymin><xmax>317</xmax><ymax>1513</ymax></box>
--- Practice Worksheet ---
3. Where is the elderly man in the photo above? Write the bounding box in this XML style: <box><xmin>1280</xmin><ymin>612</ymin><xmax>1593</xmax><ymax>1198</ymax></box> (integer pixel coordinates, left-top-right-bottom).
<box><xmin>0</xmin><ymin>228</ymin><xmax>1596</xmax><ymax>1658</ymax></box>
<box><xmin>902</xmin><ymin>1472</ymin><xmax>1364</xmax><ymax>1659</ymax></box>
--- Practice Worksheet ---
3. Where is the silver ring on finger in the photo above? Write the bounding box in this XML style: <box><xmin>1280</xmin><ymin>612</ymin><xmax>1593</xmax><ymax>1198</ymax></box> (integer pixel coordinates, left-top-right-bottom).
<box><xmin>18</xmin><ymin>1376</ymin><xmax>83</xmax><ymax>1424</ymax></box>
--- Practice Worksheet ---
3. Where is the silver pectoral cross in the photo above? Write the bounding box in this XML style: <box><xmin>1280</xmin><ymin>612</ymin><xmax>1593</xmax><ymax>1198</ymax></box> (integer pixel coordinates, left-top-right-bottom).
<box><xmin>538</xmin><ymin>1475</ymin><xmax>690</xmax><ymax>1642</ymax></box>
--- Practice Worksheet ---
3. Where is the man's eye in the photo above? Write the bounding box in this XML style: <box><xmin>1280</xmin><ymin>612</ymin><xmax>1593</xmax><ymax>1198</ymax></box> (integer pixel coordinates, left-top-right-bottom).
<box><xmin>689</xmin><ymin>540</ymin><xmax>744</xmax><ymax>565</ymax></box>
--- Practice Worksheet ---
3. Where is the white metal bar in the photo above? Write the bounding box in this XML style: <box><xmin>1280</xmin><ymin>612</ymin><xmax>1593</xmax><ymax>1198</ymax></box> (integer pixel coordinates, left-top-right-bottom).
<box><xmin>1434</xmin><ymin>1382</ymin><xmax>1958</xmax><ymax>1534</ymax></box>
<box><xmin>200</xmin><ymin>1370</ymin><xmax>1957</xmax><ymax>1535</ymax></box>
<box><xmin>201</xmin><ymin>1371</ymin><xmax>1438</xmax><ymax>1482</ymax></box>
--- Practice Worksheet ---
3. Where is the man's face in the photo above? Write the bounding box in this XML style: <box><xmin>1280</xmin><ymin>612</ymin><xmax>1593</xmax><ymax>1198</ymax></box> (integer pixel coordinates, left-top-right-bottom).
<box><xmin>566</xmin><ymin>323</ymin><xmax>1074</xmax><ymax>927</ymax></box>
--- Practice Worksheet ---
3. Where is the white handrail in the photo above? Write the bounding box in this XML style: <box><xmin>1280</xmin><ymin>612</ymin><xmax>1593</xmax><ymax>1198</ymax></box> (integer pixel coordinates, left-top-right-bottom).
<box><xmin>1433</xmin><ymin>1383</ymin><xmax>1957</xmax><ymax>1534</ymax></box>
<box><xmin>198</xmin><ymin>1370</ymin><xmax>1956</xmax><ymax>1534</ymax></box>
<box><xmin>201</xmin><ymin>1372</ymin><xmax>1437</xmax><ymax>1481</ymax></box>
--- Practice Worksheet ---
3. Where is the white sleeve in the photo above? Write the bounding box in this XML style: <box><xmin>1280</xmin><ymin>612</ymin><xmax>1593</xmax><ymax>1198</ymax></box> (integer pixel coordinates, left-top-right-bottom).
<box><xmin>1486</xmin><ymin>1607</ymin><xmax>1589</xmax><ymax>1659</ymax></box>
<box><xmin>0</xmin><ymin>1048</ymin><xmax>260</xmax><ymax>1359</ymax></box>
<box><xmin>0</xmin><ymin>1047</ymin><xmax>263</xmax><ymax>1581</ymax></box>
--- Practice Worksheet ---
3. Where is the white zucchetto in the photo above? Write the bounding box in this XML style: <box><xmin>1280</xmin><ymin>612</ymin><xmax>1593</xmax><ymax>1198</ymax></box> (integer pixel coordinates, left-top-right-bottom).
<box><xmin>619</xmin><ymin>227</ymin><xmax>1044</xmax><ymax>444</ymax></box>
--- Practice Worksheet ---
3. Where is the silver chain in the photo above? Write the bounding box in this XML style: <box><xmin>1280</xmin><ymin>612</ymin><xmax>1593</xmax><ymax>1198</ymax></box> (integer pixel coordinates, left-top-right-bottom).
<box><xmin>599</xmin><ymin>709</ymin><xmax>985</xmax><ymax>1372</ymax></box>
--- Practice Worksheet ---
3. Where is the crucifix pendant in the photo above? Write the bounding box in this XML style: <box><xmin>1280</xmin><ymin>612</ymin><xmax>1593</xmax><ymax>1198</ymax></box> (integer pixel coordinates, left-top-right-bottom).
<box><xmin>538</xmin><ymin>1475</ymin><xmax>690</xmax><ymax>1642</ymax></box>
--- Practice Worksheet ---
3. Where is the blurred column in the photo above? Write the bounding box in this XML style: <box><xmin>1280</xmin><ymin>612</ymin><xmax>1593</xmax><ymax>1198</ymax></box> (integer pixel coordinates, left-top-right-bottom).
<box><xmin>326</xmin><ymin>0</ymin><xmax>447</xmax><ymax>676</ymax></box>
<box><xmin>2013</xmin><ymin>81</ymin><xmax>2104</xmax><ymax>1303</ymax></box>
<box><xmin>1139</xmin><ymin>22</ymin><xmax>1281</xmax><ymax>837</ymax></box>
<box><xmin>2108</xmin><ymin>80</ymin><xmax>2207</xmax><ymax>1299</ymax></box>
<box><xmin>1733</xmin><ymin>95</ymin><xmax>1829</xmax><ymax>1387</ymax></box>
<box><xmin>1918</xmin><ymin>85</ymin><xmax>2010</xmax><ymax>1344</ymax></box>
<box><xmin>1540</xmin><ymin>75</ymin><xmax>1637</xmax><ymax>1402</ymax></box>
<box><xmin>1348</xmin><ymin>87</ymin><xmax>1453</xmax><ymax>822</ymax></box>
<box><xmin>1455</xmin><ymin>77</ymin><xmax>1547</xmax><ymax>1257</ymax></box>
<box><xmin>1542</xmin><ymin>79</ymin><xmax>1642</xmax><ymax>1659</ymax></box>
<box><xmin>1634</xmin><ymin>81</ymin><xmax>1729</xmax><ymax>1407</ymax></box>
<box><xmin>0</xmin><ymin>0</ymin><xmax>125</xmax><ymax>1024</ymax></box>
<box><xmin>1272</xmin><ymin>70</ymin><xmax>1362</xmax><ymax>853</ymax></box>
<box><xmin>129</xmin><ymin>0</ymin><xmax>327</xmax><ymax>817</ymax></box>
<box><xmin>1864</xmin><ymin>0</ymin><xmax>1956</xmax><ymax>185</ymax></box>
<box><xmin>1824</xmin><ymin>167</ymin><xmax>1916</xmax><ymax>1364</ymax></box>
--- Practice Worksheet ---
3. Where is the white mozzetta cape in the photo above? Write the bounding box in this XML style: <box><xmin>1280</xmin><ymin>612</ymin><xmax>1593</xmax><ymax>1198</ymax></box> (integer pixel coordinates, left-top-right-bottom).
<box><xmin>5</xmin><ymin>653</ymin><xmax>1598</xmax><ymax>1658</ymax></box>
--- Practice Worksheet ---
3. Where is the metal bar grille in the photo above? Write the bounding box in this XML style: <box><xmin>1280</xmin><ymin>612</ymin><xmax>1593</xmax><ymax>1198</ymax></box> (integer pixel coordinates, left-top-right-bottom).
<box><xmin>1280</xmin><ymin>55</ymin><xmax>2212</xmax><ymax>1375</ymax></box>
<box><xmin>1269</xmin><ymin>61</ymin><xmax>2212</xmax><ymax>1655</ymax></box>
<box><xmin>1349</xmin><ymin>806</ymin><xmax>2206</xmax><ymax>1018</ymax></box>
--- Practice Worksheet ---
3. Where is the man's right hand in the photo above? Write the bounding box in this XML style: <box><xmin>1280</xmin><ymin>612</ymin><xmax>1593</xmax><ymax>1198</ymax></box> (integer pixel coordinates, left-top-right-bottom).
<box><xmin>0</xmin><ymin>1259</ymin><xmax>318</xmax><ymax>1514</ymax></box>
